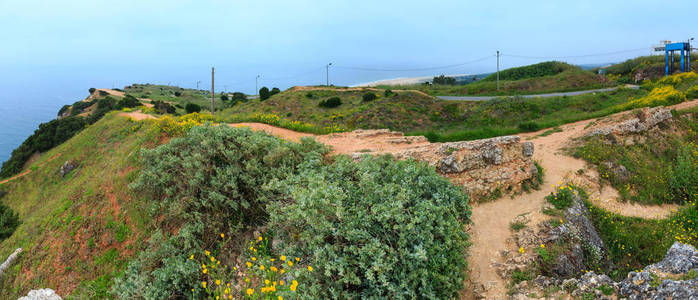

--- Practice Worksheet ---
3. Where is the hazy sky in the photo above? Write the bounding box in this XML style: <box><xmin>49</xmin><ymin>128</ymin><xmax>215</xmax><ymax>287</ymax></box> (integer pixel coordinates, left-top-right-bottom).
<box><xmin>1</xmin><ymin>0</ymin><xmax>696</xmax><ymax>89</ymax></box>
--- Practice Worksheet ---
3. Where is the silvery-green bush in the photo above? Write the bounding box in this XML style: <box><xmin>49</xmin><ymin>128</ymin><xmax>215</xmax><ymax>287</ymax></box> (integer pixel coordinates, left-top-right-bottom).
<box><xmin>112</xmin><ymin>126</ymin><xmax>327</xmax><ymax>299</ymax></box>
<box><xmin>269</xmin><ymin>155</ymin><xmax>471</xmax><ymax>299</ymax></box>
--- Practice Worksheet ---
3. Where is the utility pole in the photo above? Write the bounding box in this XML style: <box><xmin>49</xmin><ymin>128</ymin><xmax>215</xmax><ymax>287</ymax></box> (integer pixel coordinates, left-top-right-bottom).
<box><xmin>256</xmin><ymin>75</ymin><xmax>260</xmax><ymax>95</ymax></box>
<box><xmin>196</xmin><ymin>81</ymin><xmax>201</xmax><ymax>90</ymax></box>
<box><xmin>211</xmin><ymin>67</ymin><xmax>215</xmax><ymax>115</ymax></box>
<box><xmin>326</xmin><ymin>62</ymin><xmax>333</xmax><ymax>86</ymax></box>
<box><xmin>496</xmin><ymin>51</ymin><xmax>500</xmax><ymax>91</ymax></box>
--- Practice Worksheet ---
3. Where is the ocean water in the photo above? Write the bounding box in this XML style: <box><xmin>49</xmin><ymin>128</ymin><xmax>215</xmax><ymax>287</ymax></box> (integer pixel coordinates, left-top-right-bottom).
<box><xmin>0</xmin><ymin>63</ymin><xmax>485</xmax><ymax>165</ymax></box>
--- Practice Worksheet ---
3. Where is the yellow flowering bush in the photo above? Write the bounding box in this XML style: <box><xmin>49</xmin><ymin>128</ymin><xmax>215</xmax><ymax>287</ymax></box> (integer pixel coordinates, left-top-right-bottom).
<box><xmin>230</xmin><ymin>113</ymin><xmax>345</xmax><ymax>134</ymax></box>
<box><xmin>615</xmin><ymin>85</ymin><xmax>686</xmax><ymax>111</ymax></box>
<box><xmin>657</xmin><ymin>72</ymin><xmax>698</xmax><ymax>86</ymax></box>
<box><xmin>157</xmin><ymin>112</ymin><xmax>217</xmax><ymax>137</ymax></box>
<box><xmin>192</xmin><ymin>235</ymin><xmax>310</xmax><ymax>299</ymax></box>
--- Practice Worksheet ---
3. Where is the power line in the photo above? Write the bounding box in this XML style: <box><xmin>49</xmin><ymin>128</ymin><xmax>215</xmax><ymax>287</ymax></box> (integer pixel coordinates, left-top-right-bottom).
<box><xmin>334</xmin><ymin>55</ymin><xmax>495</xmax><ymax>72</ymax></box>
<box><xmin>502</xmin><ymin>48</ymin><xmax>648</xmax><ymax>59</ymax></box>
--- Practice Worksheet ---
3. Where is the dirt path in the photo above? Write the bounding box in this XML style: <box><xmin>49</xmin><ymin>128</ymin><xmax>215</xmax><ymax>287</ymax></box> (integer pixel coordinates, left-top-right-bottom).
<box><xmin>0</xmin><ymin>153</ymin><xmax>62</xmax><ymax>185</ymax></box>
<box><xmin>117</xmin><ymin>99</ymin><xmax>698</xmax><ymax>299</ymax></box>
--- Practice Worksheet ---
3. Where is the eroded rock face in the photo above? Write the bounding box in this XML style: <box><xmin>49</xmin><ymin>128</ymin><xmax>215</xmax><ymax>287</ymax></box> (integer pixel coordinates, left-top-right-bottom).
<box><xmin>586</xmin><ymin>107</ymin><xmax>673</xmax><ymax>145</ymax></box>
<box><xmin>645</xmin><ymin>242</ymin><xmax>698</xmax><ymax>274</ymax></box>
<box><xmin>394</xmin><ymin>135</ymin><xmax>537</xmax><ymax>198</ymax></box>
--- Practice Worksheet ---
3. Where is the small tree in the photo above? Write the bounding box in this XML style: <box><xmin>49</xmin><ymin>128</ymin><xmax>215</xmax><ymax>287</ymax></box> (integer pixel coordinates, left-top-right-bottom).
<box><xmin>185</xmin><ymin>103</ymin><xmax>202</xmax><ymax>114</ymax></box>
<box><xmin>220</xmin><ymin>94</ymin><xmax>229</xmax><ymax>101</ymax></box>
<box><xmin>259</xmin><ymin>87</ymin><xmax>270</xmax><ymax>101</ymax></box>
<box><xmin>232</xmin><ymin>92</ymin><xmax>247</xmax><ymax>102</ymax></box>
<box><xmin>319</xmin><ymin>97</ymin><xmax>342</xmax><ymax>108</ymax></box>
<box><xmin>0</xmin><ymin>202</ymin><xmax>19</xmax><ymax>241</ymax></box>
<box><xmin>433</xmin><ymin>75</ymin><xmax>456</xmax><ymax>85</ymax></box>
<box><xmin>174</xmin><ymin>91</ymin><xmax>182</xmax><ymax>97</ymax></box>
<box><xmin>362</xmin><ymin>92</ymin><xmax>377</xmax><ymax>102</ymax></box>
<box><xmin>89</xmin><ymin>88</ymin><xmax>96</xmax><ymax>94</ymax></box>
<box><xmin>384</xmin><ymin>89</ymin><xmax>393</xmax><ymax>97</ymax></box>
<box><xmin>270</xmin><ymin>87</ymin><xmax>281</xmax><ymax>96</ymax></box>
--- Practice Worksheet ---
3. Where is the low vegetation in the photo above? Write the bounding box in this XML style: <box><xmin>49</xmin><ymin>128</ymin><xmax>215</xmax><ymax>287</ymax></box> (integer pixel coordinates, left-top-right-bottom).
<box><xmin>575</xmin><ymin>109</ymin><xmax>698</xmax><ymax>205</ymax></box>
<box><xmin>481</xmin><ymin>61</ymin><xmax>577</xmax><ymax>82</ymax></box>
<box><xmin>379</xmin><ymin>62</ymin><xmax>612</xmax><ymax>96</ymax></box>
<box><xmin>105</xmin><ymin>119</ymin><xmax>471</xmax><ymax>299</ymax></box>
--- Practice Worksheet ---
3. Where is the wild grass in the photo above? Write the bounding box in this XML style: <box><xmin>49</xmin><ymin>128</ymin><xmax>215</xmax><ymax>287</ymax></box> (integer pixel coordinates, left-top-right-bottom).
<box><xmin>0</xmin><ymin>113</ymin><xmax>160</xmax><ymax>298</ymax></box>
<box><xmin>377</xmin><ymin>68</ymin><xmax>613</xmax><ymax>96</ymax></box>
<box><xmin>574</xmin><ymin>112</ymin><xmax>698</xmax><ymax>205</ymax></box>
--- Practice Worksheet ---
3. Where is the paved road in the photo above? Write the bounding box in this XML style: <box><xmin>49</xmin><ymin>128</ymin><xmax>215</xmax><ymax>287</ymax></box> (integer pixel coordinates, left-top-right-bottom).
<box><xmin>436</xmin><ymin>85</ymin><xmax>639</xmax><ymax>101</ymax></box>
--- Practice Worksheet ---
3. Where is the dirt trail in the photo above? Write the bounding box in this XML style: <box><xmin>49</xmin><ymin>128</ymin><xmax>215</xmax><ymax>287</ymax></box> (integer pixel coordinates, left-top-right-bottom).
<box><xmin>0</xmin><ymin>153</ymin><xmax>62</xmax><ymax>185</ymax></box>
<box><xmin>117</xmin><ymin>99</ymin><xmax>698</xmax><ymax>299</ymax></box>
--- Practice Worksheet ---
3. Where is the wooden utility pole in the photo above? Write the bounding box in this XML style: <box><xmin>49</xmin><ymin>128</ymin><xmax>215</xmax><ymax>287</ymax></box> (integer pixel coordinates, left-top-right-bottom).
<box><xmin>496</xmin><ymin>51</ymin><xmax>500</xmax><ymax>91</ymax></box>
<box><xmin>211</xmin><ymin>67</ymin><xmax>215</xmax><ymax>115</ymax></box>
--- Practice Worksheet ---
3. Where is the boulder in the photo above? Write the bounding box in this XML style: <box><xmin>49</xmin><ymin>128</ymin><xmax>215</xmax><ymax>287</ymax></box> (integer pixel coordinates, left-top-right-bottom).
<box><xmin>645</xmin><ymin>242</ymin><xmax>698</xmax><ymax>274</ymax></box>
<box><xmin>18</xmin><ymin>289</ymin><xmax>62</xmax><ymax>300</ymax></box>
<box><xmin>60</xmin><ymin>160</ymin><xmax>77</xmax><ymax>177</ymax></box>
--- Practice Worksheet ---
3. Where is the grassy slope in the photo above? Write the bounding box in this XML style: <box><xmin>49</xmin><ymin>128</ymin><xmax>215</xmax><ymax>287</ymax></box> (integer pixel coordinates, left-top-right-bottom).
<box><xmin>217</xmin><ymin>85</ymin><xmax>647</xmax><ymax>141</ymax></box>
<box><xmin>123</xmin><ymin>84</ymin><xmax>236</xmax><ymax>111</ymax></box>
<box><xmin>218</xmin><ymin>88</ymin><xmax>461</xmax><ymax>132</ymax></box>
<box><xmin>377</xmin><ymin>67</ymin><xmax>614</xmax><ymax>96</ymax></box>
<box><xmin>0</xmin><ymin>113</ymin><xmax>160</xmax><ymax>298</ymax></box>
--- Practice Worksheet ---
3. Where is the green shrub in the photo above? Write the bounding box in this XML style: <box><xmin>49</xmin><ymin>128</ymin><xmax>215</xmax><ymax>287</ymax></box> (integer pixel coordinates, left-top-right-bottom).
<box><xmin>305</xmin><ymin>92</ymin><xmax>313</xmax><ymax>99</ymax></box>
<box><xmin>117</xmin><ymin>95</ymin><xmax>141</xmax><ymax>109</ymax></box>
<box><xmin>220</xmin><ymin>93</ymin><xmax>229</xmax><ymax>101</ymax></box>
<box><xmin>89</xmin><ymin>87</ymin><xmax>96</xmax><ymax>94</ymax></box>
<box><xmin>667</xmin><ymin>143</ymin><xmax>698</xmax><ymax>204</ymax></box>
<box><xmin>545</xmin><ymin>185</ymin><xmax>576</xmax><ymax>209</ymax></box>
<box><xmin>0</xmin><ymin>116</ymin><xmax>88</xmax><ymax>178</ymax></box>
<box><xmin>57</xmin><ymin>105</ymin><xmax>71</xmax><ymax>116</ymax></box>
<box><xmin>185</xmin><ymin>103</ymin><xmax>201</xmax><ymax>114</ymax></box>
<box><xmin>0</xmin><ymin>201</ymin><xmax>20</xmax><ymax>241</ymax></box>
<box><xmin>686</xmin><ymin>86</ymin><xmax>698</xmax><ymax>100</ymax></box>
<box><xmin>270</xmin><ymin>87</ymin><xmax>281</xmax><ymax>96</ymax></box>
<box><xmin>112</xmin><ymin>126</ymin><xmax>328</xmax><ymax>298</ymax></box>
<box><xmin>362</xmin><ymin>92</ymin><xmax>377</xmax><ymax>102</ymax></box>
<box><xmin>151</xmin><ymin>100</ymin><xmax>176</xmax><ymax>114</ymax></box>
<box><xmin>384</xmin><ymin>89</ymin><xmax>393</xmax><ymax>97</ymax></box>
<box><xmin>318</xmin><ymin>97</ymin><xmax>342</xmax><ymax>108</ymax></box>
<box><xmin>518</xmin><ymin>121</ymin><xmax>541</xmax><ymax>132</ymax></box>
<box><xmin>259</xmin><ymin>87</ymin><xmax>270</xmax><ymax>100</ymax></box>
<box><xmin>99</xmin><ymin>90</ymin><xmax>109</xmax><ymax>97</ymax></box>
<box><xmin>433</xmin><ymin>75</ymin><xmax>456</xmax><ymax>85</ymax></box>
<box><xmin>268</xmin><ymin>155</ymin><xmax>471</xmax><ymax>299</ymax></box>
<box><xmin>232</xmin><ymin>92</ymin><xmax>247</xmax><ymax>102</ymax></box>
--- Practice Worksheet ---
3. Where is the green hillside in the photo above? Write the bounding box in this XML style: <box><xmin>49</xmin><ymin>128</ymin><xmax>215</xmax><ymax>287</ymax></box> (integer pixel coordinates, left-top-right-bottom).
<box><xmin>480</xmin><ymin>61</ymin><xmax>577</xmax><ymax>81</ymax></box>
<box><xmin>0</xmin><ymin>112</ymin><xmax>471</xmax><ymax>299</ymax></box>
<box><xmin>377</xmin><ymin>65</ymin><xmax>614</xmax><ymax>96</ymax></box>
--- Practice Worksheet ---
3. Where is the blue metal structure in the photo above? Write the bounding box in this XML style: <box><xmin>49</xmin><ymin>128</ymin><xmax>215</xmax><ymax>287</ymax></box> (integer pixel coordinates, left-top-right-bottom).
<box><xmin>665</xmin><ymin>42</ymin><xmax>691</xmax><ymax>76</ymax></box>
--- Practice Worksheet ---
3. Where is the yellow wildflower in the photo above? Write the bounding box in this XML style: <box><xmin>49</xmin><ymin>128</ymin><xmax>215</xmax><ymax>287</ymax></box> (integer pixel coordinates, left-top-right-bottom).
<box><xmin>216</xmin><ymin>279</ymin><xmax>221</xmax><ymax>285</ymax></box>
<box><xmin>246</xmin><ymin>261</ymin><xmax>252</xmax><ymax>268</ymax></box>
<box><xmin>280</xmin><ymin>255</ymin><xmax>286</xmax><ymax>261</ymax></box>
<box><xmin>220</xmin><ymin>233</ymin><xmax>225</xmax><ymax>238</ymax></box>
<box><xmin>308</xmin><ymin>266</ymin><xmax>313</xmax><ymax>272</ymax></box>
<box><xmin>246</xmin><ymin>288</ymin><xmax>254</xmax><ymax>296</ymax></box>
<box><xmin>202</xmin><ymin>281</ymin><xmax>207</xmax><ymax>288</ymax></box>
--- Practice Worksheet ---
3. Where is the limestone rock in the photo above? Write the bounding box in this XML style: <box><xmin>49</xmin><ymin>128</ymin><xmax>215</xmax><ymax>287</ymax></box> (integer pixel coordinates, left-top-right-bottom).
<box><xmin>645</xmin><ymin>242</ymin><xmax>698</xmax><ymax>274</ymax></box>
<box><xmin>60</xmin><ymin>160</ymin><xmax>77</xmax><ymax>177</ymax></box>
<box><xmin>18</xmin><ymin>289</ymin><xmax>62</xmax><ymax>300</ymax></box>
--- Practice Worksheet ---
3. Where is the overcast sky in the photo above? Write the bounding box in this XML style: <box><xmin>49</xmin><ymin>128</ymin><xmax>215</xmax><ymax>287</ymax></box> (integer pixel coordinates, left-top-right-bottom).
<box><xmin>0</xmin><ymin>0</ymin><xmax>696</xmax><ymax>89</ymax></box>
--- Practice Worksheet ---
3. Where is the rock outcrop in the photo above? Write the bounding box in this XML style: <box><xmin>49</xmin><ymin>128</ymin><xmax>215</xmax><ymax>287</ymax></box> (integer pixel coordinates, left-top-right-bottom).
<box><xmin>333</xmin><ymin>129</ymin><xmax>538</xmax><ymax>199</ymax></box>
<box><xmin>60</xmin><ymin>160</ymin><xmax>77</xmax><ymax>177</ymax></box>
<box><xmin>586</xmin><ymin>106</ymin><xmax>673</xmax><ymax>145</ymax></box>
<box><xmin>508</xmin><ymin>242</ymin><xmax>698</xmax><ymax>299</ymax></box>
<box><xmin>18</xmin><ymin>289</ymin><xmax>62</xmax><ymax>300</ymax></box>
<box><xmin>394</xmin><ymin>135</ymin><xmax>537</xmax><ymax>198</ymax></box>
